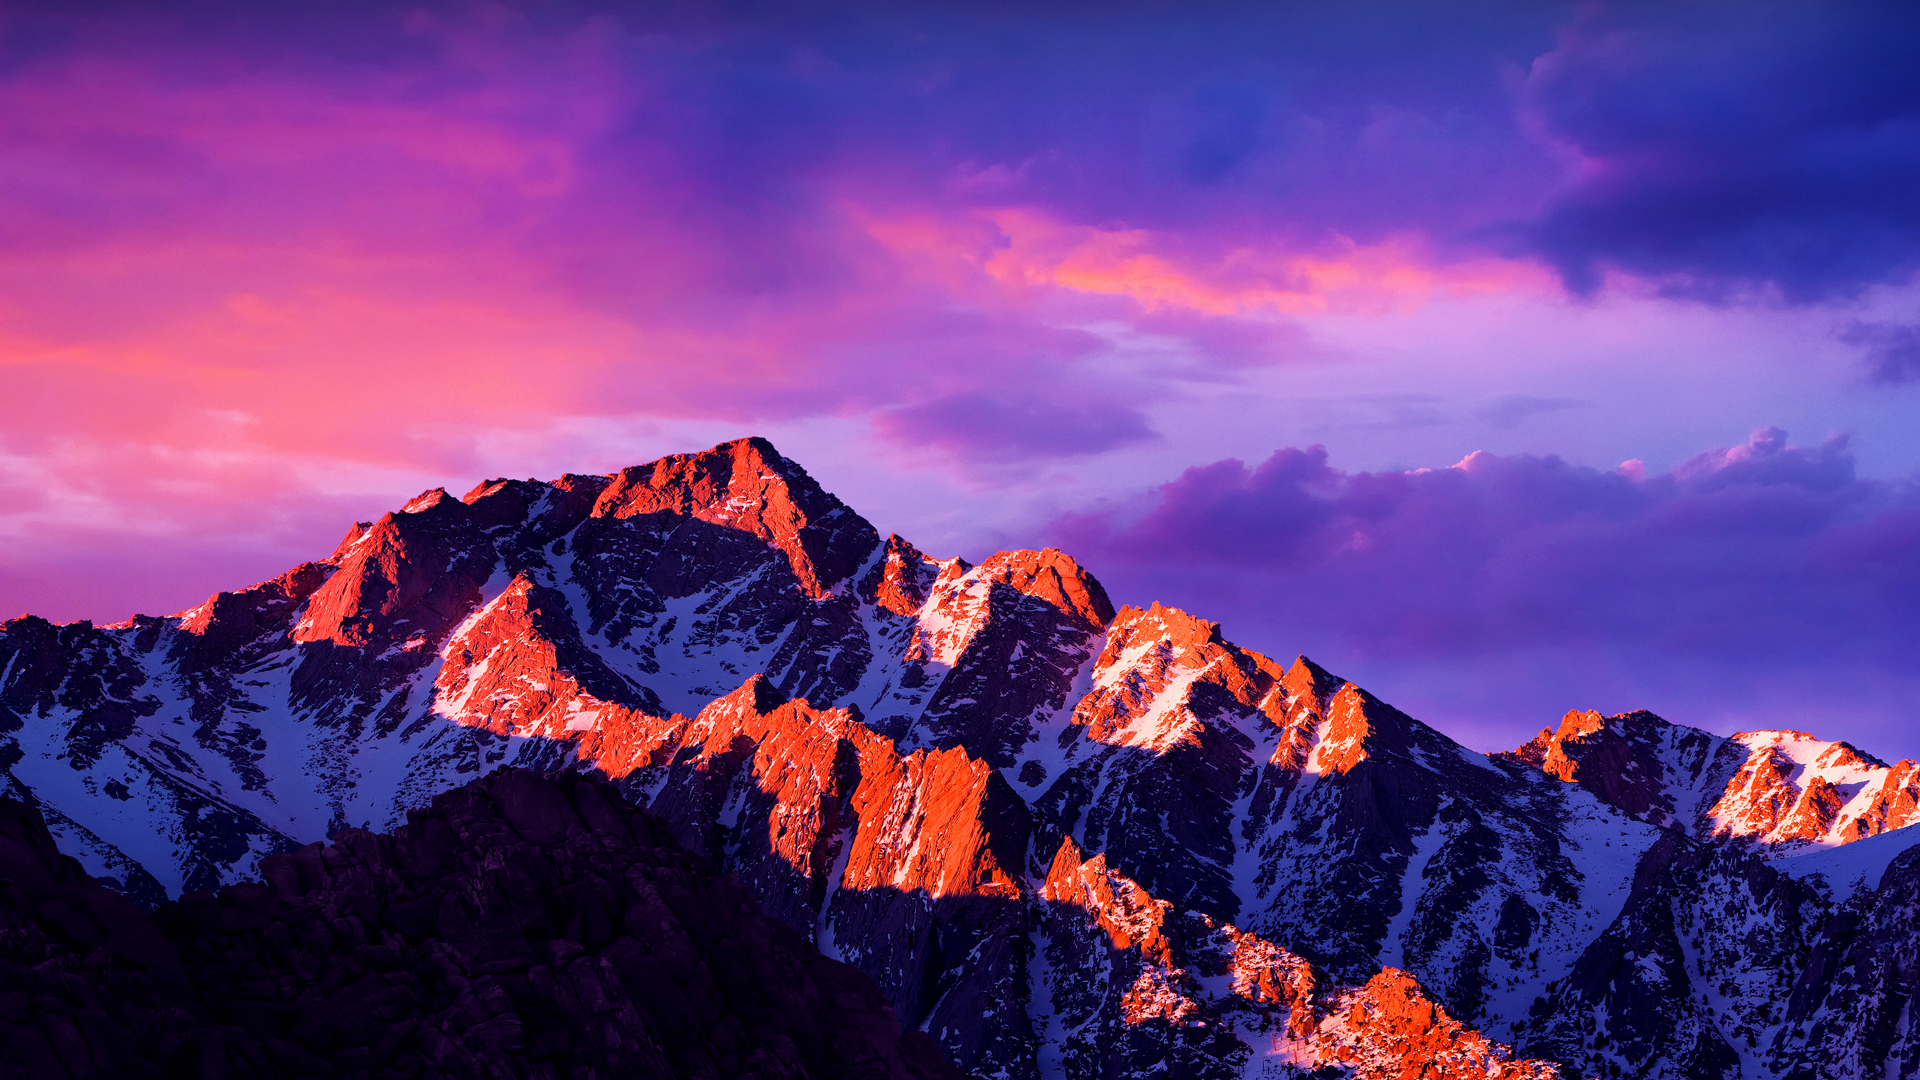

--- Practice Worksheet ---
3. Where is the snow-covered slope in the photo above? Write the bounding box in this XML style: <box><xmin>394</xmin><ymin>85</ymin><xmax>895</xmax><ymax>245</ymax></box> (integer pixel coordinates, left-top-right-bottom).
<box><xmin>1775</xmin><ymin>821</ymin><xmax>1920</xmax><ymax>900</ymax></box>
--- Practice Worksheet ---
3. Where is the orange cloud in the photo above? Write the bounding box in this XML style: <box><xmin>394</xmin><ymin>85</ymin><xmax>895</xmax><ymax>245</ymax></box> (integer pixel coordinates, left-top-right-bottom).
<box><xmin>865</xmin><ymin>206</ymin><xmax>1554</xmax><ymax>317</ymax></box>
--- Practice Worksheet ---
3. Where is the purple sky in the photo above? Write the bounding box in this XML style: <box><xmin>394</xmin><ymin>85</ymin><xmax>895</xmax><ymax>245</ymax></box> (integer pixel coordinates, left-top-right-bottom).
<box><xmin>2</xmin><ymin>0</ymin><xmax>1917</xmax><ymax>755</ymax></box>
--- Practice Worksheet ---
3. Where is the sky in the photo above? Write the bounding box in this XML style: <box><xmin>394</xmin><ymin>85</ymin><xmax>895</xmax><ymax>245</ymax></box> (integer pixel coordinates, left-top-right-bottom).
<box><xmin>2</xmin><ymin>0</ymin><xmax>1917</xmax><ymax>756</ymax></box>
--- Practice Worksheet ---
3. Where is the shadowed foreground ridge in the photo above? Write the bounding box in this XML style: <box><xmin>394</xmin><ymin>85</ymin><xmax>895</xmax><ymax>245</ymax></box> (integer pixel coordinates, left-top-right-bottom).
<box><xmin>0</xmin><ymin>768</ymin><xmax>963</xmax><ymax>1080</ymax></box>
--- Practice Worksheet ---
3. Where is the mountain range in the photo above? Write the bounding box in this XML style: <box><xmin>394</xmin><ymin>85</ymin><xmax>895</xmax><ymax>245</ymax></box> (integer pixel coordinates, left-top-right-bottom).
<box><xmin>3</xmin><ymin>437</ymin><xmax>1916</xmax><ymax>1079</ymax></box>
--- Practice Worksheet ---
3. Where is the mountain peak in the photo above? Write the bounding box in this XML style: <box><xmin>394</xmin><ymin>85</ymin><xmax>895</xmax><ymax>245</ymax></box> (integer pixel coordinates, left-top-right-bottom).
<box><xmin>1282</xmin><ymin>654</ymin><xmax>1341</xmax><ymax>707</ymax></box>
<box><xmin>1494</xmin><ymin>707</ymin><xmax>1714</xmax><ymax>826</ymax></box>
<box><xmin>980</xmin><ymin>548</ymin><xmax>1115</xmax><ymax>631</ymax></box>
<box><xmin>593</xmin><ymin>438</ymin><xmax>799</xmax><ymax>519</ymax></box>
<box><xmin>1129</xmin><ymin>601</ymin><xmax>1221</xmax><ymax>644</ymax></box>
<box><xmin>862</xmin><ymin>533</ymin><xmax>941</xmax><ymax>615</ymax></box>
<box><xmin>1499</xmin><ymin>708</ymin><xmax>1920</xmax><ymax>849</ymax></box>
<box><xmin>1554</xmin><ymin>707</ymin><xmax>1608</xmax><ymax>740</ymax></box>
<box><xmin>590</xmin><ymin>437</ymin><xmax>878</xmax><ymax>597</ymax></box>
<box><xmin>401</xmin><ymin>487</ymin><xmax>455</xmax><ymax>513</ymax></box>
<box><xmin>330</xmin><ymin>520</ymin><xmax>374</xmax><ymax>558</ymax></box>
<box><xmin>1733</xmin><ymin>728</ymin><xmax>1891</xmax><ymax>771</ymax></box>
<box><xmin>719</xmin><ymin>671</ymin><xmax>791</xmax><ymax>717</ymax></box>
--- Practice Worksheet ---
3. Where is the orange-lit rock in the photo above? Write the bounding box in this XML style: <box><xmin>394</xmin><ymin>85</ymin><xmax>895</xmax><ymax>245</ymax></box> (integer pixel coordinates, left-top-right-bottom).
<box><xmin>587</xmin><ymin>436</ymin><xmax>876</xmax><ymax>599</ymax></box>
<box><xmin>1507</xmin><ymin>710</ymin><xmax>1920</xmax><ymax>848</ymax></box>
<box><xmin>861</xmin><ymin>533</ymin><xmax>942</xmax><ymax>616</ymax></box>
<box><xmin>1037</xmin><ymin>836</ymin><xmax>1562</xmax><ymax>1079</ymax></box>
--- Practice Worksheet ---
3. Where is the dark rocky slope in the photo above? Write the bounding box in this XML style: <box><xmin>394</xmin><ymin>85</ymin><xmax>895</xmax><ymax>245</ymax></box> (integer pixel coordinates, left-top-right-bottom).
<box><xmin>0</xmin><ymin>768</ymin><xmax>961</xmax><ymax>1080</ymax></box>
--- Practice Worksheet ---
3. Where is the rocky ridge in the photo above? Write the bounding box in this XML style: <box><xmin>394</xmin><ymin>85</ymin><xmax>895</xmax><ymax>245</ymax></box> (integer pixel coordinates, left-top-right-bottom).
<box><xmin>1032</xmin><ymin>835</ymin><xmax>1558</xmax><ymax>1079</ymax></box>
<box><xmin>1503</xmin><ymin>709</ymin><xmax>1920</xmax><ymax>849</ymax></box>
<box><xmin>4</xmin><ymin>436</ymin><xmax>1917</xmax><ymax>1079</ymax></box>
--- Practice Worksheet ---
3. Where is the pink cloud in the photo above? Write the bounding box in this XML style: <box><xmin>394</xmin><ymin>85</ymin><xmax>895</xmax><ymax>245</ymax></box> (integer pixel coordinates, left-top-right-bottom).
<box><xmin>865</xmin><ymin>206</ymin><xmax>1555</xmax><ymax>317</ymax></box>
<box><xmin>4</xmin><ymin>11</ymin><xmax>1479</xmax><ymax>531</ymax></box>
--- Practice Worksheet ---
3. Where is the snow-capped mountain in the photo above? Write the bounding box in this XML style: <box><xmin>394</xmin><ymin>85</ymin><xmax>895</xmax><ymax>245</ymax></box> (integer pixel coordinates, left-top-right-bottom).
<box><xmin>3</xmin><ymin>437</ymin><xmax>1915</xmax><ymax>1079</ymax></box>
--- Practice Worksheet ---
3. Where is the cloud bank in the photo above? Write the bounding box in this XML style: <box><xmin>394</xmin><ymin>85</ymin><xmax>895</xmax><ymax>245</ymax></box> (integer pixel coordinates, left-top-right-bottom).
<box><xmin>1518</xmin><ymin>0</ymin><xmax>1920</xmax><ymax>300</ymax></box>
<box><xmin>1052</xmin><ymin>429</ymin><xmax>1920</xmax><ymax>752</ymax></box>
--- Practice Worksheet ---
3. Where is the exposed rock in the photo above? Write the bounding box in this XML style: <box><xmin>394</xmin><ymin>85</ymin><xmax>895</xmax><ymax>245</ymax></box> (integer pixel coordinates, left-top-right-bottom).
<box><xmin>1524</xmin><ymin>831</ymin><xmax>1848</xmax><ymax>1079</ymax></box>
<box><xmin>1771</xmin><ymin>845</ymin><xmax>1920</xmax><ymax>1079</ymax></box>
<box><xmin>1503</xmin><ymin>711</ymin><xmax>1920</xmax><ymax>849</ymax></box>
<box><xmin>627</xmin><ymin>676</ymin><xmax>1036</xmax><ymax>1075</ymax></box>
<box><xmin>1034</xmin><ymin>836</ymin><xmax>1563</xmax><ymax>1079</ymax></box>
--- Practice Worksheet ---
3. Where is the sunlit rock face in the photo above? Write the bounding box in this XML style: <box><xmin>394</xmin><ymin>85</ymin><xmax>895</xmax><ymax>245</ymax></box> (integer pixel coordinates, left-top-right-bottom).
<box><xmin>1502</xmin><ymin>709</ymin><xmax>1920</xmax><ymax>848</ymax></box>
<box><xmin>4</xmin><ymin>436</ymin><xmax>1917</xmax><ymax>1079</ymax></box>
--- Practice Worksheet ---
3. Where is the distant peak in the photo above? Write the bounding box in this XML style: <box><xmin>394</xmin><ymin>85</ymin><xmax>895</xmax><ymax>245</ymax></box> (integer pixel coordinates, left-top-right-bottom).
<box><xmin>330</xmin><ymin>521</ymin><xmax>375</xmax><ymax>559</ymax></box>
<box><xmin>1112</xmin><ymin>602</ymin><xmax>1221</xmax><ymax>646</ymax></box>
<box><xmin>1823</xmin><ymin>740</ymin><xmax>1889</xmax><ymax>770</ymax></box>
<box><xmin>1555</xmin><ymin>708</ymin><xmax>1608</xmax><ymax>740</ymax></box>
<box><xmin>1734</xmin><ymin>729</ymin><xmax>1890</xmax><ymax>770</ymax></box>
<box><xmin>401</xmin><ymin>488</ymin><xmax>454</xmax><ymax>514</ymax></box>
<box><xmin>613</xmin><ymin>436</ymin><xmax>797</xmax><ymax>488</ymax></box>
<box><xmin>720</xmin><ymin>672</ymin><xmax>791</xmax><ymax>717</ymax></box>
<box><xmin>1736</xmin><ymin>728</ymin><xmax>1822</xmax><ymax>746</ymax></box>
<box><xmin>733</xmin><ymin>434</ymin><xmax>788</xmax><ymax>465</ymax></box>
<box><xmin>1542</xmin><ymin>707</ymin><xmax>1682</xmax><ymax>746</ymax></box>
<box><xmin>594</xmin><ymin>438</ymin><xmax>807</xmax><ymax>511</ymax></box>
<box><xmin>977</xmin><ymin>548</ymin><xmax>1115</xmax><ymax>630</ymax></box>
<box><xmin>461</xmin><ymin>478</ymin><xmax>511</xmax><ymax>502</ymax></box>
<box><xmin>588</xmin><ymin>437</ymin><xmax>879</xmax><ymax>597</ymax></box>
<box><xmin>1282</xmin><ymin>655</ymin><xmax>1341</xmax><ymax>705</ymax></box>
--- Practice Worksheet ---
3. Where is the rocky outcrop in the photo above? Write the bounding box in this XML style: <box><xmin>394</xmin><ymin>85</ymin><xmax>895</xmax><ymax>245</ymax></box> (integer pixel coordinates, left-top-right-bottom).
<box><xmin>623</xmin><ymin>676</ymin><xmax>1036</xmax><ymax>1075</ymax></box>
<box><xmin>1502</xmin><ymin>709</ymin><xmax>1724</xmax><ymax>829</ymax></box>
<box><xmin>1021</xmin><ymin>602</ymin><xmax>1635</xmax><ymax>1048</ymax></box>
<box><xmin>1033</xmin><ymin>837</ymin><xmax>1563</xmax><ymax>1079</ymax></box>
<box><xmin>0</xmin><ymin>769</ymin><xmax>962</xmax><ymax>1079</ymax></box>
<box><xmin>1516</xmin><ymin>826</ymin><xmax>1920</xmax><ymax>1080</ymax></box>
<box><xmin>1504</xmin><ymin>711</ymin><xmax>1920</xmax><ymax>849</ymax></box>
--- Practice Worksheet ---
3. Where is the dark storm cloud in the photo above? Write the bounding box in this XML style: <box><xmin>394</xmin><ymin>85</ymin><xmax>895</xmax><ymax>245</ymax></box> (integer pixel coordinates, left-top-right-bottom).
<box><xmin>1051</xmin><ymin>429</ymin><xmax>1918</xmax><ymax>671</ymax></box>
<box><xmin>1517</xmin><ymin>0</ymin><xmax>1920</xmax><ymax>300</ymax></box>
<box><xmin>13</xmin><ymin>0</ymin><xmax>1912</xmax><ymax>306</ymax></box>
<box><xmin>1840</xmin><ymin>320</ymin><xmax>1920</xmax><ymax>384</ymax></box>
